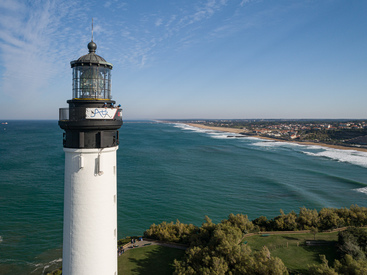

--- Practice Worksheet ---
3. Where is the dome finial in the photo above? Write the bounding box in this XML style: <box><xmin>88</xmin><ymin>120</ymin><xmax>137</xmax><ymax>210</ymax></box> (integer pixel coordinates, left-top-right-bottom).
<box><xmin>88</xmin><ymin>18</ymin><xmax>96</xmax><ymax>53</ymax></box>
<box><xmin>88</xmin><ymin>41</ymin><xmax>97</xmax><ymax>53</ymax></box>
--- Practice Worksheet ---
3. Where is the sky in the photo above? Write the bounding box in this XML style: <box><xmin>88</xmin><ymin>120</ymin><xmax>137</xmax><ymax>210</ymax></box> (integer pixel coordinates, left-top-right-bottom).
<box><xmin>0</xmin><ymin>0</ymin><xmax>366</xmax><ymax>120</ymax></box>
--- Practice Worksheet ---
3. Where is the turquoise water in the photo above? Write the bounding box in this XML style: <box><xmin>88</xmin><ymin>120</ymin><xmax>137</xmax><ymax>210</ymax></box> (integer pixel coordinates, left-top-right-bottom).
<box><xmin>1</xmin><ymin>121</ymin><xmax>367</xmax><ymax>274</ymax></box>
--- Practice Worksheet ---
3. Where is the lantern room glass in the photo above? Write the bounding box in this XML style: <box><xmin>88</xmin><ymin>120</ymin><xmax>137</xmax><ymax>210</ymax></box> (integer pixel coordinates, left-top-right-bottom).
<box><xmin>72</xmin><ymin>66</ymin><xmax>112</xmax><ymax>99</ymax></box>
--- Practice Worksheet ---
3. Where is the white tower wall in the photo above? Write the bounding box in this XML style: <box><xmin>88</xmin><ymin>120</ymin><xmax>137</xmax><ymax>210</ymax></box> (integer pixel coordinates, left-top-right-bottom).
<box><xmin>62</xmin><ymin>147</ymin><xmax>118</xmax><ymax>275</ymax></box>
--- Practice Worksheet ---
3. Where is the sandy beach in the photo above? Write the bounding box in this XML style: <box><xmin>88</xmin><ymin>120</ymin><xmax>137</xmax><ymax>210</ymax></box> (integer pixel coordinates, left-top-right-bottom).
<box><xmin>185</xmin><ymin>123</ymin><xmax>367</xmax><ymax>153</ymax></box>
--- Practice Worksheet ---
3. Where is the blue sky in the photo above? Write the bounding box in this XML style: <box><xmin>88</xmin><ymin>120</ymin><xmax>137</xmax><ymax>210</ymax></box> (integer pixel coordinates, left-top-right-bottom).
<box><xmin>0</xmin><ymin>0</ymin><xmax>366</xmax><ymax>120</ymax></box>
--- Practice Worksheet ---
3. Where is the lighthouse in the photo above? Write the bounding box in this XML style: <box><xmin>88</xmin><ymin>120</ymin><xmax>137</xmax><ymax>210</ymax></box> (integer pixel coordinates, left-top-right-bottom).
<box><xmin>58</xmin><ymin>39</ymin><xmax>122</xmax><ymax>275</ymax></box>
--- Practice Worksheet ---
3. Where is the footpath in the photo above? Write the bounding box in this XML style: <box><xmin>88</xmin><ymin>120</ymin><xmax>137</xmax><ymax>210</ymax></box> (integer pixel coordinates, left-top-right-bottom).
<box><xmin>119</xmin><ymin>239</ymin><xmax>188</xmax><ymax>255</ymax></box>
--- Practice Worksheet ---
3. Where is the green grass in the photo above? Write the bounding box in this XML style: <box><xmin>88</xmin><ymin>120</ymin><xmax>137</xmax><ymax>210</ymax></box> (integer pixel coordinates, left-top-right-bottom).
<box><xmin>118</xmin><ymin>245</ymin><xmax>185</xmax><ymax>275</ymax></box>
<box><xmin>244</xmin><ymin>232</ymin><xmax>339</xmax><ymax>274</ymax></box>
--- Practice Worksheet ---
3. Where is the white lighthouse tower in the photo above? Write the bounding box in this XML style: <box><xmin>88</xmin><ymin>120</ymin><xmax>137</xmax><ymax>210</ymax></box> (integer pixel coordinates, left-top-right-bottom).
<box><xmin>59</xmin><ymin>39</ymin><xmax>122</xmax><ymax>275</ymax></box>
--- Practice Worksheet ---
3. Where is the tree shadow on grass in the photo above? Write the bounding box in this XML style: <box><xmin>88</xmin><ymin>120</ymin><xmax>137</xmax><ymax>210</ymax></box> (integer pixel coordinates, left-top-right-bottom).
<box><xmin>283</xmin><ymin>236</ymin><xmax>299</xmax><ymax>241</ymax></box>
<box><xmin>302</xmin><ymin>241</ymin><xmax>338</xmax><ymax>265</ymax></box>
<box><xmin>127</xmin><ymin>246</ymin><xmax>185</xmax><ymax>275</ymax></box>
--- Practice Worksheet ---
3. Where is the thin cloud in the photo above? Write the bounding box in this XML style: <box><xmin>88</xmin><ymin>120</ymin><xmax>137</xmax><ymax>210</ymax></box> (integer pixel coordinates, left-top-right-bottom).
<box><xmin>155</xmin><ymin>18</ymin><xmax>163</xmax><ymax>27</ymax></box>
<box><xmin>187</xmin><ymin>0</ymin><xmax>227</xmax><ymax>25</ymax></box>
<box><xmin>0</xmin><ymin>0</ymin><xmax>88</xmax><ymax>102</ymax></box>
<box><xmin>0</xmin><ymin>1</ymin><xmax>54</xmax><ymax>99</ymax></box>
<box><xmin>67</xmin><ymin>1</ymin><xmax>248</xmax><ymax>69</ymax></box>
<box><xmin>0</xmin><ymin>0</ymin><xmax>262</xmax><ymax>104</ymax></box>
<box><xmin>104</xmin><ymin>1</ymin><xmax>112</xmax><ymax>8</ymax></box>
<box><xmin>104</xmin><ymin>0</ymin><xmax>127</xmax><ymax>10</ymax></box>
<box><xmin>113</xmin><ymin>0</ymin><xmax>232</xmax><ymax>64</ymax></box>
<box><xmin>240</xmin><ymin>0</ymin><xmax>251</xmax><ymax>7</ymax></box>
<box><xmin>0</xmin><ymin>0</ymin><xmax>25</xmax><ymax>11</ymax></box>
<box><xmin>165</xmin><ymin>14</ymin><xmax>177</xmax><ymax>28</ymax></box>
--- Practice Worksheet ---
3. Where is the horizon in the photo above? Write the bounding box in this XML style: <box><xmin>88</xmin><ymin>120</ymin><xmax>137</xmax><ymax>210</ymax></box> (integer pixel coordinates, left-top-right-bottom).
<box><xmin>1</xmin><ymin>0</ymin><xmax>366</xmax><ymax>120</ymax></box>
<box><xmin>2</xmin><ymin>118</ymin><xmax>367</xmax><ymax>122</ymax></box>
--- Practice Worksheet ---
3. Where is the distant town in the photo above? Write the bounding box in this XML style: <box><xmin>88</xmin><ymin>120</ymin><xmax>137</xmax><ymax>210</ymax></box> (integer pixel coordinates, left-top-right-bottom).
<box><xmin>173</xmin><ymin>119</ymin><xmax>367</xmax><ymax>148</ymax></box>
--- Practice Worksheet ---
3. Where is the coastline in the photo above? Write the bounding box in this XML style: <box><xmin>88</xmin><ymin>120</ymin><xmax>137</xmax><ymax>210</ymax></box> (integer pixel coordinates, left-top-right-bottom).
<box><xmin>185</xmin><ymin>123</ymin><xmax>367</xmax><ymax>153</ymax></box>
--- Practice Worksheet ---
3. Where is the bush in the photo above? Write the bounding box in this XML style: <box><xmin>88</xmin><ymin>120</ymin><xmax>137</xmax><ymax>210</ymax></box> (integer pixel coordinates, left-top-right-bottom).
<box><xmin>144</xmin><ymin>220</ymin><xmax>198</xmax><ymax>244</ymax></box>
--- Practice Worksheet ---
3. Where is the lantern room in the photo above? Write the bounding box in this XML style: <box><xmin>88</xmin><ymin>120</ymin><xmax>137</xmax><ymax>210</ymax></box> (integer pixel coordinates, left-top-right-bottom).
<box><xmin>70</xmin><ymin>41</ymin><xmax>113</xmax><ymax>100</ymax></box>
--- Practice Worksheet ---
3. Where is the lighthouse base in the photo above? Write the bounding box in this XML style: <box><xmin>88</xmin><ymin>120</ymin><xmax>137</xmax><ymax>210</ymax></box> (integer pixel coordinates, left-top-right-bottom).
<box><xmin>62</xmin><ymin>147</ymin><xmax>118</xmax><ymax>275</ymax></box>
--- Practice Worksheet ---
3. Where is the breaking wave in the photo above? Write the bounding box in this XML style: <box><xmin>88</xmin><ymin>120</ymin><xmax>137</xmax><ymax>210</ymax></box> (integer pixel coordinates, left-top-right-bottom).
<box><xmin>174</xmin><ymin>123</ymin><xmax>367</xmax><ymax>169</ymax></box>
<box><xmin>173</xmin><ymin>123</ymin><xmax>214</xmax><ymax>134</ymax></box>
<box><xmin>303</xmin><ymin>148</ymin><xmax>367</xmax><ymax>169</ymax></box>
<box><xmin>355</xmin><ymin>187</ymin><xmax>367</xmax><ymax>194</ymax></box>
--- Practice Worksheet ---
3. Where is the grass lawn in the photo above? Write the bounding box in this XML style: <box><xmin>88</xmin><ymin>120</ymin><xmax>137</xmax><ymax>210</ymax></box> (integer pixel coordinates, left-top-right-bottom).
<box><xmin>118</xmin><ymin>245</ymin><xmax>185</xmax><ymax>275</ymax></box>
<box><xmin>244</xmin><ymin>232</ymin><xmax>339</xmax><ymax>274</ymax></box>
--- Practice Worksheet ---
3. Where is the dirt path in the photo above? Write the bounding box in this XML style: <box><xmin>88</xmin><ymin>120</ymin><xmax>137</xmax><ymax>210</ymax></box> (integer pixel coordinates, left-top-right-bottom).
<box><xmin>119</xmin><ymin>239</ymin><xmax>188</xmax><ymax>255</ymax></box>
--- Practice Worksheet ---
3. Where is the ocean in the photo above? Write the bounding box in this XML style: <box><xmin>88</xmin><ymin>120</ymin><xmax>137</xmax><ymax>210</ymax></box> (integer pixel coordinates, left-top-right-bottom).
<box><xmin>0</xmin><ymin>120</ymin><xmax>366</xmax><ymax>274</ymax></box>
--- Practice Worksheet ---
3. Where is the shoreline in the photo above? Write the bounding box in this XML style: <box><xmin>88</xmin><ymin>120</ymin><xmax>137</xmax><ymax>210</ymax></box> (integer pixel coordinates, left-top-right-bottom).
<box><xmin>184</xmin><ymin>123</ymin><xmax>367</xmax><ymax>153</ymax></box>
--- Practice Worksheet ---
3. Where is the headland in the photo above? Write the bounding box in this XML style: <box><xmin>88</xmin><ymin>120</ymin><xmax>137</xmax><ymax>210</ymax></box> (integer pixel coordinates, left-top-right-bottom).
<box><xmin>184</xmin><ymin>122</ymin><xmax>367</xmax><ymax>153</ymax></box>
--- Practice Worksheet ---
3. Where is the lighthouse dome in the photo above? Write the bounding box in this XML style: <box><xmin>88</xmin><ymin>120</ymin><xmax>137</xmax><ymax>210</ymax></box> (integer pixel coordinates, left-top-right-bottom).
<box><xmin>77</xmin><ymin>42</ymin><xmax>107</xmax><ymax>63</ymax></box>
<box><xmin>71</xmin><ymin>41</ymin><xmax>112</xmax><ymax>69</ymax></box>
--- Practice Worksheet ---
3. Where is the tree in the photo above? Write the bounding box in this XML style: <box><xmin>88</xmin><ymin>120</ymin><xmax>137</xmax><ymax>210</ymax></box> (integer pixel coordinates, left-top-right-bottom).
<box><xmin>338</xmin><ymin>227</ymin><xmax>367</xmax><ymax>260</ymax></box>
<box><xmin>349</xmin><ymin>205</ymin><xmax>367</xmax><ymax>227</ymax></box>
<box><xmin>174</xmin><ymin>216</ymin><xmax>288</xmax><ymax>274</ymax></box>
<box><xmin>310</xmin><ymin>227</ymin><xmax>318</xmax><ymax>240</ymax></box>
<box><xmin>308</xmin><ymin>255</ymin><xmax>337</xmax><ymax>275</ymax></box>
<box><xmin>143</xmin><ymin>220</ymin><xmax>198</xmax><ymax>244</ymax></box>
<box><xmin>252</xmin><ymin>216</ymin><xmax>269</xmax><ymax>231</ymax></box>
<box><xmin>273</xmin><ymin>210</ymin><xmax>298</xmax><ymax>231</ymax></box>
<box><xmin>318</xmin><ymin>208</ymin><xmax>344</xmax><ymax>230</ymax></box>
<box><xmin>283</xmin><ymin>211</ymin><xmax>298</xmax><ymax>231</ymax></box>
<box><xmin>334</xmin><ymin>254</ymin><xmax>367</xmax><ymax>274</ymax></box>
<box><xmin>224</xmin><ymin>213</ymin><xmax>254</xmax><ymax>233</ymax></box>
<box><xmin>249</xmin><ymin>246</ymin><xmax>288</xmax><ymax>274</ymax></box>
<box><xmin>297</xmin><ymin>207</ymin><xmax>319</xmax><ymax>229</ymax></box>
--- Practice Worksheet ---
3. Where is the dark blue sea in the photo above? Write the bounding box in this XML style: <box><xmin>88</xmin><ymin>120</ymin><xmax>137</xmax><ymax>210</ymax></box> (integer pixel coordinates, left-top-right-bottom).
<box><xmin>0</xmin><ymin>120</ymin><xmax>366</xmax><ymax>274</ymax></box>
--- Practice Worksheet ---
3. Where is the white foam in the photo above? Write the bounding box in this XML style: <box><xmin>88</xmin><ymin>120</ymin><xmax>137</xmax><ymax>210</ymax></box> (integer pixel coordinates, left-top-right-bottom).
<box><xmin>30</xmin><ymin>258</ymin><xmax>62</xmax><ymax>274</ymax></box>
<box><xmin>173</xmin><ymin>124</ymin><xmax>367</xmax><ymax>169</ymax></box>
<box><xmin>173</xmin><ymin>124</ymin><xmax>240</xmax><ymax>139</ymax></box>
<box><xmin>303</xmin><ymin>148</ymin><xmax>367</xmax><ymax>168</ymax></box>
<box><xmin>173</xmin><ymin>123</ymin><xmax>213</xmax><ymax>133</ymax></box>
<box><xmin>354</xmin><ymin>187</ymin><xmax>367</xmax><ymax>195</ymax></box>
<box><xmin>227</xmin><ymin>135</ymin><xmax>248</xmax><ymax>138</ymax></box>
<box><xmin>243</xmin><ymin>136</ymin><xmax>264</xmax><ymax>141</ymax></box>
<box><xmin>303</xmin><ymin>145</ymin><xmax>325</xmax><ymax>150</ymax></box>
<box><xmin>250</xmin><ymin>138</ymin><xmax>367</xmax><ymax>169</ymax></box>
<box><xmin>174</xmin><ymin>123</ymin><xmax>252</xmax><ymax>139</ymax></box>
<box><xmin>207</xmin><ymin>132</ymin><xmax>232</xmax><ymax>139</ymax></box>
<box><xmin>42</xmin><ymin>258</ymin><xmax>62</xmax><ymax>273</ymax></box>
<box><xmin>251</xmin><ymin>140</ymin><xmax>301</xmax><ymax>148</ymax></box>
